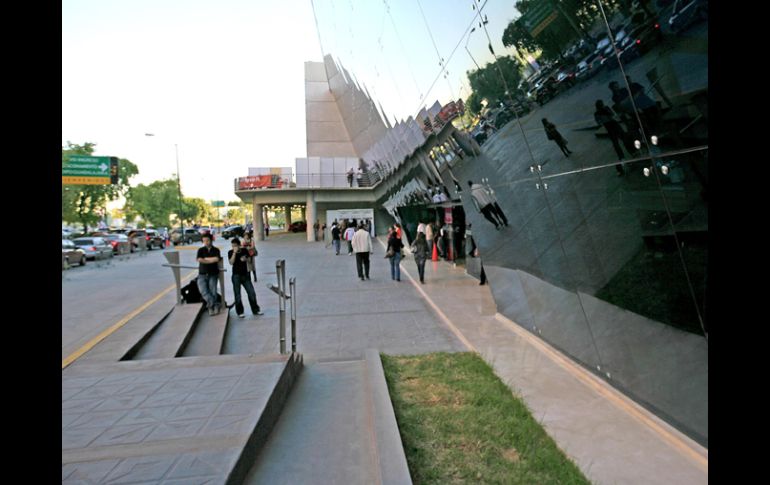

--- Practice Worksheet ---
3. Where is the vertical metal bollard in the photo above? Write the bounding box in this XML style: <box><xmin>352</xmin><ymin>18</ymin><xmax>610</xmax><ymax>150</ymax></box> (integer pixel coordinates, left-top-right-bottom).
<box><xmin>277</xmin><ymin>259</ymin><xmax>287</xmax><ymax>354</ymax></box>
<box><xmin>289</xmin><ymin>277</ymin><xmax>297</xmax><ymax>352</ymax></box>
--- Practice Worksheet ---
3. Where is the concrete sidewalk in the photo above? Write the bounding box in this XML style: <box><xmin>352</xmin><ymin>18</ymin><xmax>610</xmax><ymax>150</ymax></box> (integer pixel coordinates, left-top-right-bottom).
<box><xmin>389</xmin><ymin>245</ymin><xmax>707</xmax><ymax>485</ymax></box>
<box><xmin>63</xmin><ymin>232</ymin><xmax>706</xmax><ymax>484</ymax></box>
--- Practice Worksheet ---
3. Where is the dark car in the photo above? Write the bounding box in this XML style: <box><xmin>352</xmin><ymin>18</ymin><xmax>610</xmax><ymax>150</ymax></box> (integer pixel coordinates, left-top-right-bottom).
<box><xmin>145</xmin><ymin>229</ymin><xmax>165</xmax><ymax>249</ymax></box>
<box><xmin>171</xmin><ymin>228</ymin><xmax>203</xmax><ymax>245</ymax></box>
<box><xmin>289</xmin><ymin>221</ymin><xmax>307</xmax><ymax>233</ymax></box>
<box><xmin>102</xmin><ymin>233</ymin><xmax>132</xmax><ymax>254</ymax></box>
<box><xmin>127</xmin><ymin>229</ymin><xmax>164</xmax><ymax>250</ymax></box>
<box><xmin>222</xmin><ymin>225</ymin><xmax>245</xmax><ymax>239</ymax></box>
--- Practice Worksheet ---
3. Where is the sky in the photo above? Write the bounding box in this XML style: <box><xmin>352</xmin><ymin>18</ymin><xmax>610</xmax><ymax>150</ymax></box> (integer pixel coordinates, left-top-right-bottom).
<box><xmin>62</xmin><ymin>0</ymin><xmax>520</xmax><ymax>203</ymax></box>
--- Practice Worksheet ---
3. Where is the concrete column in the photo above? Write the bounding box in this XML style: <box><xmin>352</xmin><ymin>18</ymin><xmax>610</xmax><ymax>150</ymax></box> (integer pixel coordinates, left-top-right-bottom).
<box><xmin>285</xmin><ymin>205</ymin><xmax>292</xmax><ymax>228</ymax></box>
<box><xmin>306</xmin><ymin>191</ymin><xmax>316</xmax><ymax>242</ymax></box>
<box><xmin>253</xmin><ymin>200</ymin><xmax>264</xmax><ymax>241</ymax></box>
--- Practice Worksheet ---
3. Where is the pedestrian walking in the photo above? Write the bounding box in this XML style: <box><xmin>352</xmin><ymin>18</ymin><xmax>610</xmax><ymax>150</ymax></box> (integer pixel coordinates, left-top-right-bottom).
<box><xmin>542</xmin><ymin>118</ymin><xmax>573</xmax><ymax>157</ymax></box>
<box><xmin>344</xmin><ymin>224</ymin><xmax>356</xmax><ymax>255</ymax></box>
<box><xmin>386</xmin><ymin>229</ymin><xmax>404</xmax><ymax>281</ymax></box>
<box><xmin>331</xmin><ymin>222</ymin><xmax>341</xmax><ymax>255</ymax></box>
<box><xmin>352</xmin><ymin>224</ymin><xmax>372</xmax><ymax>280</ymax></box>
<box><xmin>347</xmin><ymin>167</ymin><xmax>354</xmax><ymax>187</ymax></box>
<box><xmin>411</xmin><ymin>232</ymin><xmax>429</xmax><ymax>284</ymax></box>
<box><xmin>228</xmin><ymin>238</ymin><xmax>262</xmax><ymax>317</ymax></box>
<box><xmin>196</xmin><ymin>232</ymin><xmax>222</xmax><ymax>316</ymax></box>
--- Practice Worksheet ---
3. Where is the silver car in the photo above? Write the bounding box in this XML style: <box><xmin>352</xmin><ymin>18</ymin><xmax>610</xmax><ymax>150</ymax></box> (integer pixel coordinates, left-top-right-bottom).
<box><xmin>72</xmin><ymin>237</ymin><xmax>114</xmax><ymax>260</ymax></box>
<box><xmin>62</xmin><ymin>239</ymin><xmax>87</xmax><ymax>268</ymax></box>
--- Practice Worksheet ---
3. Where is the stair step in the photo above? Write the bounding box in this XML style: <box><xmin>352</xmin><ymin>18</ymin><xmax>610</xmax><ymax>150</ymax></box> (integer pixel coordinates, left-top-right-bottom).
<box><xmin>131</xmin><ymin>303</ymin><xmax>203</xmax><ymax>359</ymax></box>
<box><xmin>181</xmin><ymin>307</ymin><xmax>229</xmax><ymax>356</ymax></box>
<box><xmin>244</xmin><ymin>350</ymin><xmax>411</xmax><ymax>484</ymax></box>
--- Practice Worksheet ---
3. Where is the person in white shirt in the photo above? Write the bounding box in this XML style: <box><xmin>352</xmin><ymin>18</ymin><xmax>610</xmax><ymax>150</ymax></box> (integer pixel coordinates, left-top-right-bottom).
<box><xmin>344</xmin><ymin>225</ymin><xmax>356</xmax><ymax>255</ymax></box>
<box><xmin>351</xmin><ymin>224</ymin><xmax>373</xmax><ymax>280</ymax></box>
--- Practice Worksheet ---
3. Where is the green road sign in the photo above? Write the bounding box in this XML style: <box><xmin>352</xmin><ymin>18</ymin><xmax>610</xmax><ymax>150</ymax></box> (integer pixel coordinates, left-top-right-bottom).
<box><xmin>212</xmin><ymin>200</ymin><xmax>225</xmax><ymax>207</ymax></box>
<box><xmin>63</xmin><ymin>156</ymin><xmax>119</xmax><ymax>185</ymax></box>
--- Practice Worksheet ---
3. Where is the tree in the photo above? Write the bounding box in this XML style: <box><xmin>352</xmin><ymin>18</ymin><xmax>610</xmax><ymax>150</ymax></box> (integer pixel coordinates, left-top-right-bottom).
<box><xmin>467</xmin><ymin>56</ymin><xmax>524</xmax><ymax>110</ymax></box>
<box><xmin>503</xmin><ymin>0</ymin><xmax>626</xmax><ymax>62</ymax></box>
<box><xmin>226</xmin><ymin>207</ymin><xmax>245</xmax><ymax>224</ymax></box>
<box><xmin>124</xmin><ymin>179</ymin><xmax>180</xmax><ymax>227</ymax></box>
<box><xmin>183</xmin><ymin>197</ymin><xmax>210</xmax><ymax>225</ymax></box>
<box><xmin>227</xmin><ymin>200</ymin><xmax>242</xmax><ymax>207</ymax></box>
<box><xmin>62</xmin><ymin>142</ymin><xmax>138</xmax><ymax>233</ymax></box>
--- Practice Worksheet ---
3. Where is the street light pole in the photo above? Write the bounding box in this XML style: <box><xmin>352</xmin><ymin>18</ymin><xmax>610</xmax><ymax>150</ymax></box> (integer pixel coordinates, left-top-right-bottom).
<box><xmin>146</xmin><ymin>134</ymin><xmax>184</xmax><ymax>239</ymax></box>
<box><xmin>174</xmin><ymin>144</ymin><xmax>184</xmax><ymax>238</ymax></box>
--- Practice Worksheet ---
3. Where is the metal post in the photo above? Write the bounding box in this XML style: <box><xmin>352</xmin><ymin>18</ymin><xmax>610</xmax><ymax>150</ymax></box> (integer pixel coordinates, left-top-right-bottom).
<box><xmin>289</xmin><ymin>277</ymin><xmax>297</xmax><ymax>352</ymax></box>
<box><xmin>277</xmin><ymin>259</ymin><xmax>287</xmax><ymax>354</ymax></box>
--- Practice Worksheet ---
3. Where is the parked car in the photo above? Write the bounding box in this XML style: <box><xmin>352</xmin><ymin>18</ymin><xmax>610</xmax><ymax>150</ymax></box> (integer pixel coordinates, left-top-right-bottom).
<box><xmin>72</xmin><ymin>237</ymin><xmax>114</xmax><ymax>260</ymax></box>
<box><xmin>222</xmin><ymin>225</ymin><xmax>245</xmax><ymax>239</ymax></box>
<box><xmin>171</xmin><ymin>228</ymin><xmax>203</xmax><ymax>245</ymax></box>
<box><xmin>101</xmin><ymin>233</ymin><xmax>132</xmax><ymax>255</ymax></box>
<box><xmin>668</xmin><ymin>0</ymin><xmax>707</xmax><ymax>33</ymax></box>
<box><xmin>145</xmin><ymin>229</ymin><xmax>165</xmax><ymax>249</ymax></box>
<box><xmin>62</xmin><ymin>239</ymin><xmax>87</xmax><ymax>268</ymax></box>
<box><xmin>289</xmin><ymin>221</ymin><xmax>307</xmax><ymax>233</ymax></box>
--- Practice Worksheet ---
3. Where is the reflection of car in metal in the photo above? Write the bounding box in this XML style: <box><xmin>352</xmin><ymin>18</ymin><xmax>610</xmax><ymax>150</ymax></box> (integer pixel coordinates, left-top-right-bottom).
<box><xmin>533</xmin><ymin>76</ymin><xmax>558</xmax><ymax>105</ymax></box>
<box><xmin>668</xmin><ymin>0</ymin><xmax>707</xmax><ymax>33</ymax></box>
<box><xmin>62</xmin><ymin>239</ymin><xmax>87</xmax><ymax>268</ymax></box>
<box><xmin>620</xmin><ymin>20</ymin><xmax>663</xmax><ymax>62</ymax></box>
<box><xmin>555</xmin><ymin>69</ymin><xmax>576</xmax><ymax>91</ymax></box>
<box><xmin>72</xmin><ymin>237</ymin><xmax>114</xmax><ymax>260</ymax></box>
<box><xmin>222</xmin><ymin>225</ymin><xmax>245</xmax><ymax>239</ymax></box>
<box><xmin>471</xmin><ymin>125</ymin><xmax>488</xmax><ymax>145</ymax></box>
<box><xmin>289</xmin><ymin>221</ymin><xmax>307</xmax><ymax>233</ymax></box>
<box><xmin>575</xmin><ymin>52</ymin><xmax>603</xmax><ymax>81</ymax></box>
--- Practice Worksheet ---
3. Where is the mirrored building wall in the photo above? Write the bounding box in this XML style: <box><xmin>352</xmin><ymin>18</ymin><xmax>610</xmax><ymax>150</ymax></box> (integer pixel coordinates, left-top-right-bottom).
<box><xmin>312</xmin><ymin>0</ymin><xmax>708</xmax><ymax>445</ymax></box>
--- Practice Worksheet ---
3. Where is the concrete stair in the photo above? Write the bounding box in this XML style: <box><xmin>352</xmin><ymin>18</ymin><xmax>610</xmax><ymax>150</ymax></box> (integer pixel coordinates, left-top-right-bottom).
<box><xmin>244</xmin><ymin>349</ymin><xmax>412</xmax><ymax>485</ymax></box>
<box><xmin>131</xmin><ymin>303</ymin><xmax>205</xmax><ymax>359</ymax></box>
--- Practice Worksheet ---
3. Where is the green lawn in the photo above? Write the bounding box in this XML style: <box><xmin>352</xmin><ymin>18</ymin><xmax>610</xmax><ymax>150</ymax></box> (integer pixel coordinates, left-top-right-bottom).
<box><xmin>381</xmin><ymin>352</ymin><xmax>591</xmax><ymax>485</ymax></box>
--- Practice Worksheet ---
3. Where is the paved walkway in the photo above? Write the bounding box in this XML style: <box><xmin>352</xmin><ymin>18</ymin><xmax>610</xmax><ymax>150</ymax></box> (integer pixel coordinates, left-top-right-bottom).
<box><xmin>63</xmin><ymin>232</ymin><xmax>707</xmax><ymax>484</ymax></box>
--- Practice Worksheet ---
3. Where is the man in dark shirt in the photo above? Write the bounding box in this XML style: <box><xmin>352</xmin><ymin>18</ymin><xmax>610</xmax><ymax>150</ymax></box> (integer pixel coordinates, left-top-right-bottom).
<box><xmin>331</xmin><ymin>222</ymin><xmax>341</xmax><ymax>255</ymax></box>
<box><xmin>228</xmin><ymin>238</ymin><xmax>262</xmax><ymax>318</ymax></box>
<box><xmin>196</xmin><ymin>232</ymin><xmax>222</xmax><ymax>316</ymax></box>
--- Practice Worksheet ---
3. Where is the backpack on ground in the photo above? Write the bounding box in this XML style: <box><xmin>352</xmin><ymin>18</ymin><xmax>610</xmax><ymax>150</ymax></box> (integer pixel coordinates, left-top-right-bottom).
<box><xmin>181</xmin><ymin>280</ymin><xmax>202</xmax><ymax>303</ymax></box>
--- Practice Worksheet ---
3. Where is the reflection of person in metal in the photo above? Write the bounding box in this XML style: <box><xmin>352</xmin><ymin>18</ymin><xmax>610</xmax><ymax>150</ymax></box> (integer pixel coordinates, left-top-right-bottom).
<box><xmin>468</xmin><ymin>180</ymin><xmax>508</xmax><ymax>230</ymax></box>
<box><xmin>541</xmin><ymin>118</ymin><xmax>573</xmax><ymax>157</ymax></box>
<box><xmin>594</xmin><ymin>100</ymin><xmax>628</xmax><ymax>176</ymax></box>
<box><xmin>482</xmin><ymin>180</ymin><xmax>509</xmax><ymax>227</ymax></box>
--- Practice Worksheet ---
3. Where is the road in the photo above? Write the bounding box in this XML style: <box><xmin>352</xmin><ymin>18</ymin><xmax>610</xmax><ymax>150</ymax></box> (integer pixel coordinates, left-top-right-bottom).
<box><xmin>61</xmin><ymin>241</ymin><xmax>222</xmax><ymax>360</ymax></box>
